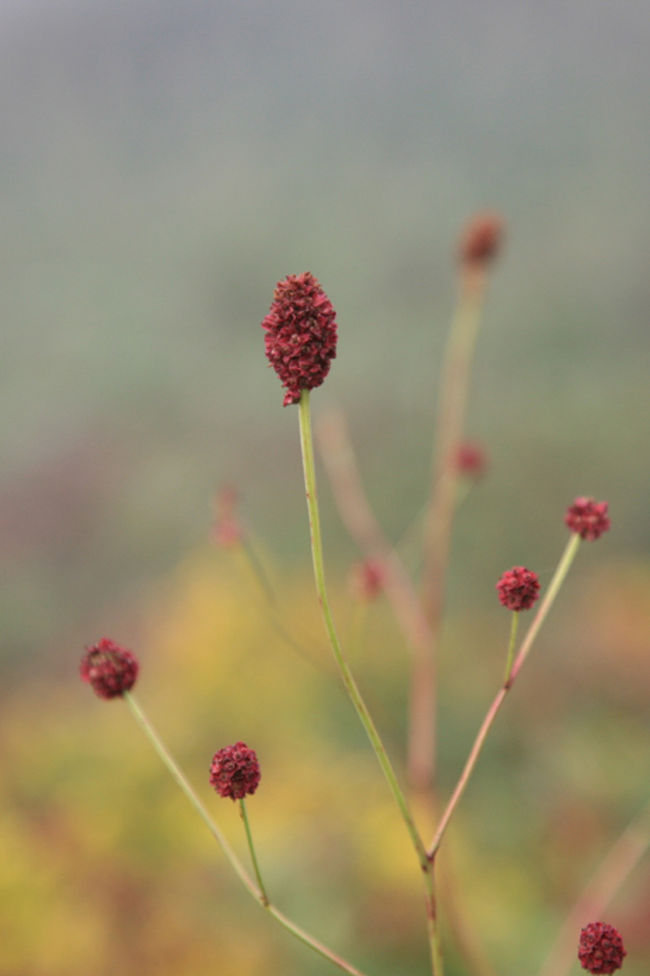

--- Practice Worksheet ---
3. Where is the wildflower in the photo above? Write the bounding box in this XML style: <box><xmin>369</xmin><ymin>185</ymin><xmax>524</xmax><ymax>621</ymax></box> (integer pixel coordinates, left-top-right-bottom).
<box><xmin>80</xmin><ymin>638</ymin><xmax>139</xmax><ymax>699</ymax></box>
<box><xmin>578</xmin><ymin>921</ymin><xmax>626</xmax><ymax>974</ymax></box>
<box><xmin>458</xmin><ymin>212</ymin><xmax>504</xmax><ymax>268</ymax></box>
<box><xmin>262</xmin><ymin>272</ymin><xmax>338</xmax><ymax>406</ymax></box>
<box><xmin>496</xmin><ymin>566</ymin><xmax>540</xmax><ymax>611</ymax></box>
<box><xmin>456</xmin><ymin>442</ymin><xmax>487</xmax><ymax>478</ymax></box>
<box><xmin>210</xmin><ymin>742</ymin><xmax>261</xmax><ymax>800</ymax></box>
<box><xmin>349</xmin><ymin>559</ymin><xmax>384</xmax><ymax>601</ymax></box>
<box><xmin>565</xmin><ymin>497</ymin><xmax>611</xmax><ymax>541</ymax></box>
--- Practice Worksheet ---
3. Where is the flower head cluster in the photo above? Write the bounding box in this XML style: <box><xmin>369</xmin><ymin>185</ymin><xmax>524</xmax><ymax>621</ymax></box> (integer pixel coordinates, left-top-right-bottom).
<box><xmin>210</xmin><ymin>742</ymin><xmax>261</xmax><ymax>800</ymax></box>
<box><xmin>458</xmin><ymin>213</ymin><xmax>504</xmax><ymax>268</ymax></box>
<box><xmin>578</xmin><ymin>921</ymin><xmax>626</xmax><ymax>974</ymax></box>
<box><xmin>456</xmin><ymin>442</ymin><xmax>487</xmax><ymax>479</ymax></box>
<box><xmin>565</xmin><ymin>497</ymin><xmax>611</xmax><ymax>541</ymax></box>
<box><xmin>262</xmin><ymin>272</ymin><xmax>338</xmax><ymax>406</ymax></box>
<box><xmin>496</xmin><ymin>566</ymin><xmax>540</xmax><ymax>611</ymax></box>
<box><xmin>80</xmin><ymin>638</ymin><xmax>139</xmax><ymax>699</ymax></box>
<box><xmin>349</xmin><ymin>559</ymin><xmax>384</xmax><ymax>601</ymax></box>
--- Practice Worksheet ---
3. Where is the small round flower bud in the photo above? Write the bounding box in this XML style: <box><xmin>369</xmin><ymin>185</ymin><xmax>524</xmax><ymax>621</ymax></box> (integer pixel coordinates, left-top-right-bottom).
<box><xmin>458</xmin><ymin>212</ymin><xmax>504</xmax><ymax>268</ymax></box>
<box><xmin>209</xmin><ymin>742</ymin><xmax>260</xmax><ymax>800</ymax></box>
<box><xmin>496</xmin><ymin>566</ymin><xmax>540</xmax><ymax>611</ymax></box>
<box><xmin>349</xmin><ymin>559</ymin><xmax>384</xmax><ymax>601</ymax></box>
<box><xmin>262</xmin><ymin>272</ymin><xmax>338</xmax><ymax>406</ymax></box>
<box><xmin>80</xmin><ymin>638</ymin><xmax>139</xmax><ymax>699</ymax></box>
<box><xmin>578</xmin><ymin>921</ymin><xmax>626</xmax><ymax>974</ymax></box>
<box><xmin>456</xmin><ymin>442</ymin><xmax>487</xmax><ymax>479</ymax></box>
<box><xmin>565</xmin><ymin>497</ymin><xmax>611</xmax><ymax>541</ymax></box>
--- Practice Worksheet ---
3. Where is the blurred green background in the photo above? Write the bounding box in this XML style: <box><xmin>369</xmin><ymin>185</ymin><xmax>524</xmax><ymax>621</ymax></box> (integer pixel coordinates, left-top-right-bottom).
<box><xmin>1</xmin><ymin>1</ymin><xmax>649</xmax><ymax>974</ymax></box>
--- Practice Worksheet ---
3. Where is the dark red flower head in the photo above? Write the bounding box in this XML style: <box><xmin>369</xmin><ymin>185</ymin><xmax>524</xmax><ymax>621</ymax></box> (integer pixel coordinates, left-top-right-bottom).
<box><xmin>458</xmin><ymin>212</ymin><xmax>504</xmax><ymax>268</ymax></box>
<box><xmin>578</xmin><ymin>921</ymin><xmax>626</xmax><ymax>974</ymax></box>
<box><xmin>456</xmin><ymin>442</ymin><xmax>487</xmax><ymax>479</ymax></box>
<box><xmin>80</xmin><ymin>638</ymin><xmax>139</xmax><ymax>699</ymax></box>
<box><xmin>210</xmin><ymin>742</ymin><xmax>260</xmax><ymax>800</ymax></box>
<box><xmin>349</xmin><ymin>559</ymin><xmax>384</xmax><ymax>601</ymax></box>
<box><xmin>496</xmin><ymin>566</ymin><xmax>540</xmax><ymax>611</ymax></box>
<box><xmin>262</xmin><ymin>272</ymin><xmax>338</xmax><ymax>406</ymax></box>
<box><xmin>565</xmin><ymin>497</ymin><xmax>611</xmax><ymax>541</ymax></box>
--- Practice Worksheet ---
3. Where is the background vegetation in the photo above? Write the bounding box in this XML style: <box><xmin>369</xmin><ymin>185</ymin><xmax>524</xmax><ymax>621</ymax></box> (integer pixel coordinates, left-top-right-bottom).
<box><xmin>1</xmin><ymin>1</ymin><xmax>648</xmax><ymax>973</ymax></box>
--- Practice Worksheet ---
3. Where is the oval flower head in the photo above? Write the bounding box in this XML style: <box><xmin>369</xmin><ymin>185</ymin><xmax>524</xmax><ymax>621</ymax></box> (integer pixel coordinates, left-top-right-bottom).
<box><xmin>210</xmin><ymin>742</ymin><xmax>261</xmax><ymax>800</ymax></box>
<box><xmin>80</xmin><ymin>638</ymin><xmax>139</xmax><ymax>699</ymax></box>
<box><xmin>578</xmin><ymin>921</ymin><xmax>626</xmax><ymax>974</ymax></box>
<box><xmin>262</xmin><ymin>272</ymin><xmax>338</xmax><ymax>406</ymax></box>
<box><xmin>496</xmin><ymin>566</ymin><xmax>540</xmax><ymax>611</ymax></box>
<box><xmin>565</xmin><ymin>497</ymin><xmax>611</xmax><ymax>541</ymax></box>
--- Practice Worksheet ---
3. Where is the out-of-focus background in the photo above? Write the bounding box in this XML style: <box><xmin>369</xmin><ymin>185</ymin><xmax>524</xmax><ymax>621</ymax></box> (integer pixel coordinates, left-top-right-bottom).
<box><xmin>1</xmin><ymin>1</ymin><xmax>649</xmax><ymax>974</ymax></box>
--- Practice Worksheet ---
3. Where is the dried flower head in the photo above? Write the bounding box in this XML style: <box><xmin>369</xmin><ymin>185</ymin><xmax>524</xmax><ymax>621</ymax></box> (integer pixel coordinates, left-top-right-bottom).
<box><xmin>262</xmin><ymin>272</ymin><xmax>338</xmax><ymax>406</ymax></box>
<box><xmin>80</xmin><ymin>637</ymin><xmax>139</xmax><ymax>699</ymax></box>
<box><xmin>496</xmin><ymin>566</ymin><xmax>540</xmax><ymax>611</ymax></box>
<box><xmin>458</xmin><ymin>212</ymin><xmax>504</xmax><ymax>268</ymax></box>
<box><xmin>565</xmin><ymin>497</ymin><xmax>611</xmax><ymax>541</ymax></box>
<box><xmin>210</xmin><ymin>742</ymin><xmax>261</xmax><ymax>800</ymax></box>
<box><xmin>456</xmin><ymin>442</ymin><xmax>487</xmax><ymax>478</ymax></box>
<box><xmin>349</xmin><ymin>559</ymin><xmax>384</xmax><ymax>601</ymax></box>
<box><xmin>578</xmin><ymin>921</ymin><xmax>626</xmax><ymax>974</ymax></box>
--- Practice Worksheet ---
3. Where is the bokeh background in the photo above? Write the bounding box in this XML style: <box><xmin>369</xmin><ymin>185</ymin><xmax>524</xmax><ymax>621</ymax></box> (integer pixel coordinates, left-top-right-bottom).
<box><xmin>1</xmin><ymin>1</ymin><xmax>649</xmax><ymax>974</ymax></box>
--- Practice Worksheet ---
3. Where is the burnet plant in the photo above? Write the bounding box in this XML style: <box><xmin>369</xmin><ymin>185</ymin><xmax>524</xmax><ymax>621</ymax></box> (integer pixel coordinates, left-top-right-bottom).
<box><xmin>80</xmin><ymin>217</ymin><xmax>640</xmax><ymax>976</ymax></box>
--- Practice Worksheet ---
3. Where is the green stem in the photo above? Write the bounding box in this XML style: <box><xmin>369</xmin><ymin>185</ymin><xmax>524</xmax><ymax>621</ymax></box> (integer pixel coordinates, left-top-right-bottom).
<box><xmin>423</xmin><ymin>867</ymin><xmax>445</xmax><ymax>976</ymax></box>
<box><xmin>503</xmin><ymin>613</ymin><xmax>519</xmax><ymax>685</ymax></box>
<box><xmin>123</xmin><ymin>692</ymin><xmax>370</xmax><ymax>976</ymax></box>
<box><xmin>298</xmin><ymin>390</ymin><xmax>428</xmax><ymax>870</ymax></box>
<box><xmin>239</xmin><ymin>798</ymin><xmax>269</xmax><ymax>906</ymax></box>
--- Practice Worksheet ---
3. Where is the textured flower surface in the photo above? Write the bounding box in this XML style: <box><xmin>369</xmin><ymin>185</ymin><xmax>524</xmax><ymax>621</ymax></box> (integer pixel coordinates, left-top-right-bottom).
<box><xmin>496</xmin><ymin>566</ymin><xmax>540</xmax><ymax>611</ymax></box>
<box><xmin>458</xmin><ymin>212</ymin><xmax>504</xmax><ymax>267</ymax></box>
<box><xmin>80</xmin><ymin>637</ymin><xmax>139</xmax><ymax>699</ymax></box>
<box><xmin>565</xmin><ymin>496</ymin><xmax>611</xmax><ymax>541</ymax></box>
<box><xmin>578</xmin><ymin>921</ymin><xmax>626</xmax><ymax>974</ymax></box>
<box><xmin>262</xmin><ymin>272</ymin><xmax>338</xmax><ymax>406</ymax></box>
<box><xmin>210</xmin><ymin>742</ymin><xmax>261</xmax><ymax>800</ymax></box>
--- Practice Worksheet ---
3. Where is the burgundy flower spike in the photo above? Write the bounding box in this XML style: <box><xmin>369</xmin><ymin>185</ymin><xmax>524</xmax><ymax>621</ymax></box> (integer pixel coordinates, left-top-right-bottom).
<box><xmin>80</xmin><ymin>637</ymin><xmax>139</xmax><ymax>699</ymax></box>
<box><xmin>496</xmin><ymin>566</ymin><xmax>540</xmax><ymax>611</ymax></box>
<box><xmin>262</xmin><ymin>272</ymin><xmax>338</xmax><ymax>406</ymax></box>
<box><xmin>210</xmin><ymin>742</ymin><xmax>261</xmax><ymax>800</ymax></box>
<box><xmin>565</xmin><ymin>497</ymin><xmax>611</xmax><ymax>541</ymax></box>
<box><xmin>578</xmin><ymin>921</ymin><xmax>626</xmax><ymax>974</ymax></box>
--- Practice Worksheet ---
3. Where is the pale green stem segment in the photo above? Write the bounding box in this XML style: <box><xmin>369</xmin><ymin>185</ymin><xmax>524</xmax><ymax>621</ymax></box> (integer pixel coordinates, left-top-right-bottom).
<box><xmin>427</xmin><ymin>533</ymin><xmax>583</xmax><ymax>859</ymax></box>
<box><xmin>298</xmin><ymin>391</ymin><xmax>429</xmax><ymax>870</ymax></box>
<box><xmin>123</xmin><ymin>692</ymin><xmax>369</xmax><ymax>976</ymax></box>
<box><xmin>239</xmin><ymin>798</ymin><xmax>269</xmax><ymax>906</ymax></box>
<box><xmin>503</xmin><ymin>613</ymin><xmax>519</xmax><ymax>685</ymax></box>
<box><xmin>423</xmin><ymin>867</ymin><xmax>445</xmax><ymax>976</ymax></box>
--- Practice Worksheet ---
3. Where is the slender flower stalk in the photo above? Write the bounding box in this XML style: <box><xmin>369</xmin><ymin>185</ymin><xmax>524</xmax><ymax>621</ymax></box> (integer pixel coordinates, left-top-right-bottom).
<box><xmin>239</xmin><ymin>798</ymin><xmax>269</xmax><ymax>906</ymax></box>
<box><xmin>298</xmin><ymin>390</ymin><xmax>444</xmax><ymax>976</ymax></box>
<box><xmin>419</xmin><ymin>266</ymin><xmax>489</xmax><ymax>792</ymax></box>
<box><xmin>122</xmin><ymin>692</ymin><xmax>369</xmax><ymax>976</ymax></box>
<box><xmin>538</xmin><ymin>798</ymin><xmax>650</xmax><ymax>976</ymax></box>
<box><xmin>428</xmin><ymin>532</ymin><xmax>581</xmax><ymax>859</ymax></box>
<box><xmin>503</xmin><ymin>613</ymin><xmax>519</xmax><ymax>684</ymax></box>
<box><xmin>298</xmin><ymin>392</ymin><xmax>428</xmax><ymax>868</ymax></box>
